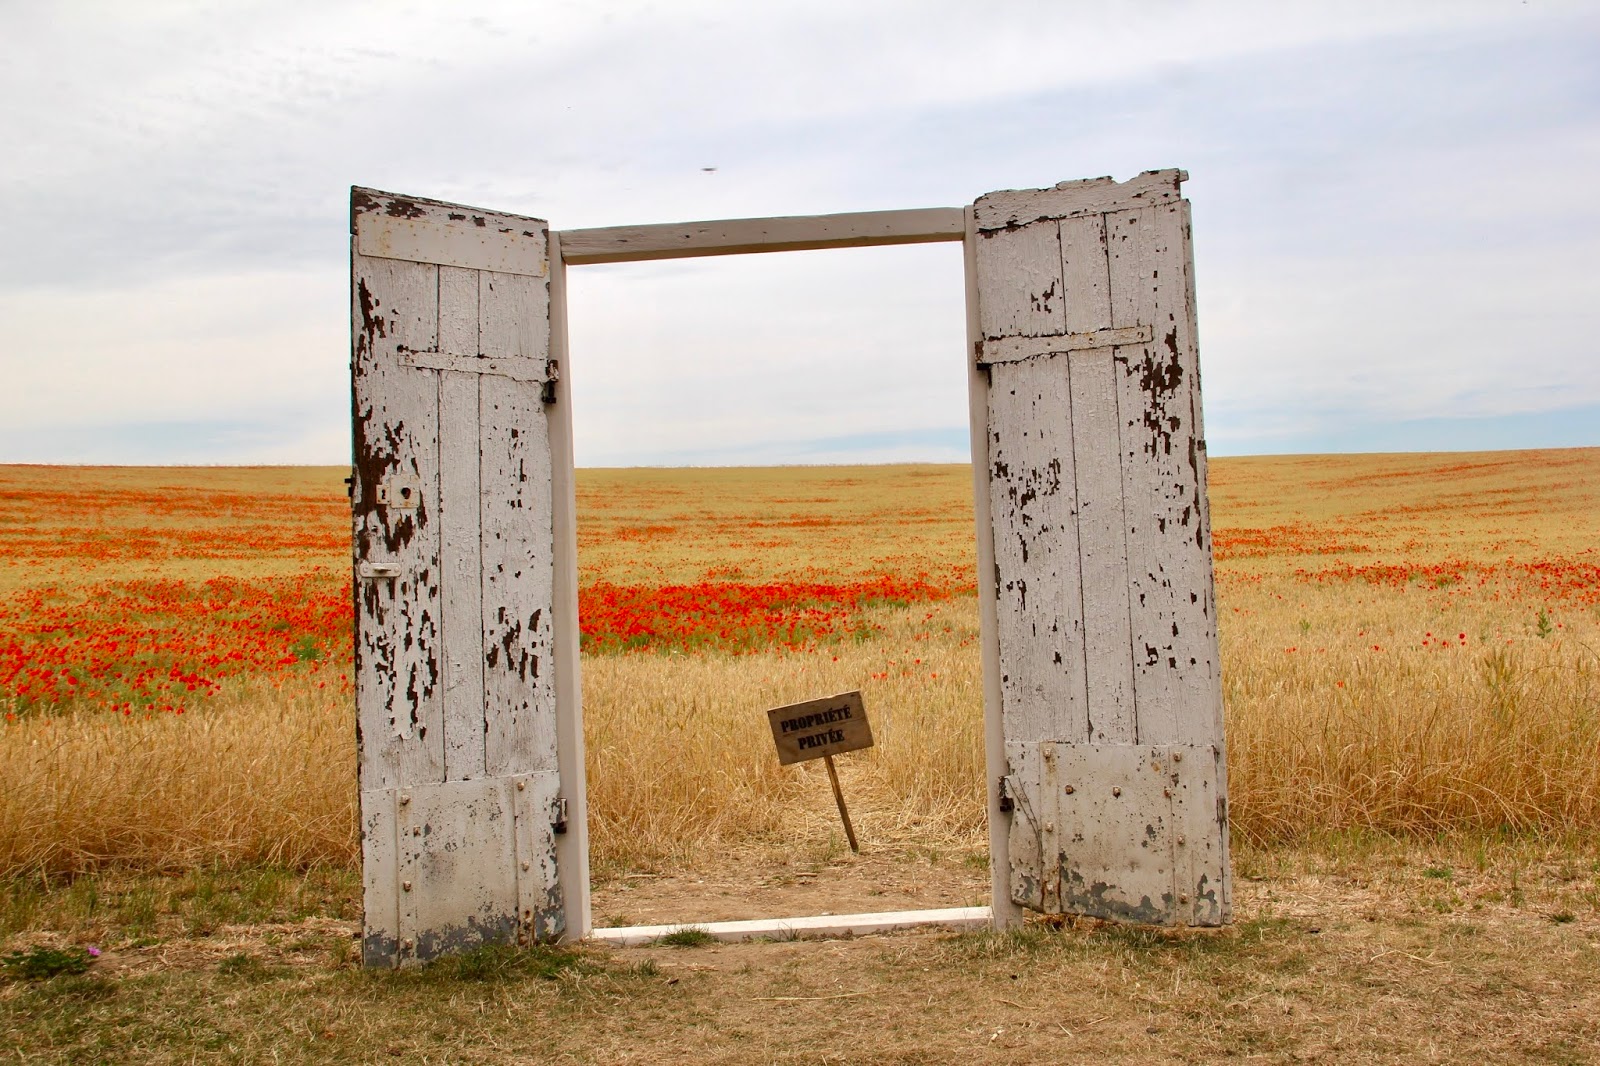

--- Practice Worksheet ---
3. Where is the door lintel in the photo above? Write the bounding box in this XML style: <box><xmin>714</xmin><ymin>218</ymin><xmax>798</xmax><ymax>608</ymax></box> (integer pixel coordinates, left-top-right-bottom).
<box><xmin>555</xmin><ymin>207</ymin><xmax>964</xmax><ymax>265</ymax></box>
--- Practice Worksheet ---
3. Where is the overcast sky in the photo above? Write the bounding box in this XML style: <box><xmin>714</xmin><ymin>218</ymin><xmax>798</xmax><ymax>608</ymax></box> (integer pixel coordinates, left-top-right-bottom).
<box><xmin>3</xmin><ymin>0</ymin><xmax>1596</xmax><ymax>466</ymax></box>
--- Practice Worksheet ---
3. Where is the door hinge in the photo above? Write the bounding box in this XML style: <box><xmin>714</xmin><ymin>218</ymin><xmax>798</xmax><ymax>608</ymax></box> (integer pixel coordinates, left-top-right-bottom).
<box><xmin>541</xmin><ymin>360</ymin><xmax>560</xmax><ymax>405</ymax></box>
<box><xmin>551</xmin><ymin>795</ymin><xmax>569</xmax><ymax>834</ymax></box>
<box><xmin>997</xmin><ymin>775</ymin><xmax>1015</xmax><ymax>813</ymax></box>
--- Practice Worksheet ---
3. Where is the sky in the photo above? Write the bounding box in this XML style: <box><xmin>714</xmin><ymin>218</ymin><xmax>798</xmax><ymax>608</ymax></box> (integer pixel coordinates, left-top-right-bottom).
<box><xmin>2</xmin><ymin>0</ymin><xmax>1597</xmax><ymax>467</ymax></box>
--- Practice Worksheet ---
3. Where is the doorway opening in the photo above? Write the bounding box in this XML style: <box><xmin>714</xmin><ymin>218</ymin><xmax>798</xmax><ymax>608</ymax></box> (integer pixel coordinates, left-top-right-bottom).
<box><xmin>557</xmin><ymin>221</ymin><xmax>992</xmax><ymax>940</ymax></box>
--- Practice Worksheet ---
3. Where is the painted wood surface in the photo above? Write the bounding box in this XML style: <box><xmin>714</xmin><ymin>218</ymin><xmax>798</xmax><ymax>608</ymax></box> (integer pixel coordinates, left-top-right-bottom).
<box><xmin>478</xmin><ymin>266</ymin><xmax>557</xmax><ymax>777</ymax></box>
<box><xmin>1106</xmin><ymin>201</ymin><xmax>1216</xmax><ymax>748</ymax></box>
<box><xmin>358</xmin><ymin>210</ymin><xmax>548</xmax><ymax>276</ymax></box>
<box><xmin>1003</xmin><ymin>742</ymin><xmax>1227</xmax><ymax>924</ymax></box>
<box><xmin>556</xmin><ymin>206</ymin><xmax>963</xmax><ymax>264</ymax></box>
<box><xmin>513</xmin><ymin>771</ymin><xmax>566</xmax><ymax>943</ymax></box>
<box><xmin>352</xmin><ymin>253</ymin><xmax>444</xmax><ymax>792</ymax></box>
<box><xmin>352</xmin><ymin>187</ymin><xmax>567</xmax><ymax>966</ymax></box>
<box><xmin>964</xmin><ymin>206</ymin><xmax>1026</xmax><ymax>931</ymax></box>
<box><xmin>973</xmin><ymin>219</ymin><xmax>1065</xmax><ymax>340</ymax></box>
<box><xmin>973</xmin><ymin>170</ymin><xmax>1186</xmax><ymax>230</ymax></box>
<box><xmin>978</xmin><ymin>326</ymin><xmax>1151</xmax><ymax>366</ymax></box>
<box><xmin>545</xmin><ymin>233</ymin><xmax>593</xmax><ymax>939</ymax></box>
<box><xmin>972</xmin><ymin>170</ymin><xmax>1229</xmax><ymax>926</ymax></box>
<box><xmin>1059</xmin><ymin>213</ymin><xmax>1137</xmax><ymax>745</ymax></box>
<box><xmin>591</xmin><ymin>907</ymin><xmax>992</xmax><ymax>947</ymax></box>
<box><xmin>987</xmin><ymin>356</ymin><xmax>1089</xmax><ymax>744</ymax></box>
<box><xmin>359</xmin><ymin>786</ymin><xmax>400</xmax><ymax>966</ymax></box>
<box><xmin>437</xmin><ymin>266</ymin><xmax>486</xmax><ymax>782</ymax></box>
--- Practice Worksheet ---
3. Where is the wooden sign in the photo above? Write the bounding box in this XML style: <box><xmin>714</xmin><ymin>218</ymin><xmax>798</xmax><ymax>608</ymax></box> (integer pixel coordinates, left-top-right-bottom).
<box><xmin>766</xmin><ymin>690</ymin><xmax>873</xmax><ymax>853</ymax></box>
<box><xmin>767</xmin><ymin>691</ymin><xmax>874</xmax><ymax>766</ymax></box>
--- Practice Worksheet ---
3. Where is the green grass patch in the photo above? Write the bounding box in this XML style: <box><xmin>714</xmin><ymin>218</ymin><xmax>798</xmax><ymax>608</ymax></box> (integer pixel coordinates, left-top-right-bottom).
<box><xmin>656</xmin><ymin>927</ymin><xmax>717</xmax><ymax>948</ymax></box>
<box><xmin>1</xmin><ymin>944</ymin><xmax>97</xmax><ymax>980</ymax></box>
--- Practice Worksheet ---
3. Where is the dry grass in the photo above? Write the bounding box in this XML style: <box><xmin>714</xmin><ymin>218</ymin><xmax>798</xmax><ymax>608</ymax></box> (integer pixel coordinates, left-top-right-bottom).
<box><xmin>3</xmin><ymin>838</ymin><xmax>1599</xmax><ymax>1064</ymax></box>
<box><xmin>1</xmin><ymin>449</ymin><xmax>1597</xmax><ymax>878</ymax></box>
<box><xmin>0</xmin><ymin>675</ymin><xmax>355</xmax><ymax>874</ymax></box>
<box><xmin>583</xmin><ymin>602</ymin><xmax>986</xmax><ymax>876</ymax></box>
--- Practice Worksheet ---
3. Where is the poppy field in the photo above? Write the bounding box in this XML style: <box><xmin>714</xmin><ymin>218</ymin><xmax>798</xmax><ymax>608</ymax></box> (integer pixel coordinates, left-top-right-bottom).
<box><xmin>1</xmin><ymin>450</ymin><xmax>1597</xmax><ymax>877</ymax></box>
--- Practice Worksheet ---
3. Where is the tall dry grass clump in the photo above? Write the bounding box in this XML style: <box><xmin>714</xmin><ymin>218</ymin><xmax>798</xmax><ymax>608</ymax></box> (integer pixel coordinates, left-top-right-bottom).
<box><xmin>0</xmin><ymin>675</ymin><xmax>355</xmax><ymax>875</ymax></box>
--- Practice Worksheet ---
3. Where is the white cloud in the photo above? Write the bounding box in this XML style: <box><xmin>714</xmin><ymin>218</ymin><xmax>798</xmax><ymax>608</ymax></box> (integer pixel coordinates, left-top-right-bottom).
<box><xmin>565</xmin><ymin>242</ymin><xmax>969</xmax><ymax>466</ymax></box>
<box><xmin>1</xmin><ymin>0</ymin><xmax>1596</xmax><ymax>463</ymax></box>
<box><xmin>0</xmin><ymin>268</ymin><xmax>345</xmax><ymax>437</ymax></box>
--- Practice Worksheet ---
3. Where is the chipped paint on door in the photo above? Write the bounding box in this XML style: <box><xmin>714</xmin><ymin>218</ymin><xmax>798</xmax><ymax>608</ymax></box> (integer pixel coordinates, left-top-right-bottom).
<box><xmin>352</xmin><ymin>187</ymin><xmax>567</xmax><ymax>966</ymax></box>
<box><xmin>974</xmin><ymin>171</ymin><xmax>1230</xmax><ymax>926</ymax></box>
<box><xmin>1004</xmin><ymin>742</ymin><xmax>1226</xmax><ymax>925</ymax></box>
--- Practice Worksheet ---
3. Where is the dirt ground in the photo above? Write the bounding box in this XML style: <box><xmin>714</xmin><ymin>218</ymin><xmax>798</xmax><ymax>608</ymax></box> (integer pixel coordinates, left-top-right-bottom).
<box><xmin>6</xmin><ymin>840</ymin><xmax>1599</xmax><ymax>1064</ymax></box>
<box><xmin>590</xmin><ymin>846</ymin><xmax>991</xmax><ymax>928</ymax></box>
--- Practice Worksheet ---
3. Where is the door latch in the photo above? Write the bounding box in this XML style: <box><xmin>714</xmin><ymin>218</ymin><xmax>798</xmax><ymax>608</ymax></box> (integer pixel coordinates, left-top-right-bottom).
<box><xmin>358</xmin><ymin>560</ymin><xmax>400</xmax><ymax>582</ymax></box>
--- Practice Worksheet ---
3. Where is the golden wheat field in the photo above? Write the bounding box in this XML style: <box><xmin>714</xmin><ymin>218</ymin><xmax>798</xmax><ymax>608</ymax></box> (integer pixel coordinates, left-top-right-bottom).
<box><xmin>1</xmin><ymin>449</ymin><xmax>1597</xmax><ymax>880</ymax></box>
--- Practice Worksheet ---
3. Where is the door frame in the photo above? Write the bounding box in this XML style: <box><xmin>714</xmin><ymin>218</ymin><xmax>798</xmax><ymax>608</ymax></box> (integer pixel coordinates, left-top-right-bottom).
<box><xmin>548</xmin><ymin>205</ymin><xmax>1024</xmax><ymax>936</ymax></box>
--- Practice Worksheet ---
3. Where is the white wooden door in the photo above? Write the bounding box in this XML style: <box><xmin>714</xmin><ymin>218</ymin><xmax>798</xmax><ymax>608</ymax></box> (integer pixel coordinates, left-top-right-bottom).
<box><xmin>351</xmin><ymin>188</ymin><xmax>577</xmax><ymax>966</ymax></box>
<box><xmin>971</xmin><ymin>170</ymin><xmax>1230</xmax><ymax>926</ymax></box>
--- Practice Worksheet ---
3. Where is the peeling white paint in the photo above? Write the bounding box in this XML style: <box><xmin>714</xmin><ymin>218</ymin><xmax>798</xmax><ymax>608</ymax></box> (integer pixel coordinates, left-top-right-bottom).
<box><xmin>353</xmin><ymin>188</ymin><xmax>567</xmax><ymax>967</ymax></box>
<box><xmin>975</xmin><ymin>170</ymin><xmax>1230</xmax><ymax>927</ymax></box>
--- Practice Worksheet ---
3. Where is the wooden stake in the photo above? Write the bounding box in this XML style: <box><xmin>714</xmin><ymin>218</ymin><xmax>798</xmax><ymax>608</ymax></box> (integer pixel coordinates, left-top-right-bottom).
<box><xmin>822</xmin><ymin>753</ymin><xmax>859</xmax><ymax>853</ymax></box>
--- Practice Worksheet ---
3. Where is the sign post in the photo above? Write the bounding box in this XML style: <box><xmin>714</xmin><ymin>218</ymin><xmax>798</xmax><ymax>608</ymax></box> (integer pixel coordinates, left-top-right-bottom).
<box><xmin>766</xmin><ymin>691</ymin><xmax>874</xmax><ymax>853</ymax></box>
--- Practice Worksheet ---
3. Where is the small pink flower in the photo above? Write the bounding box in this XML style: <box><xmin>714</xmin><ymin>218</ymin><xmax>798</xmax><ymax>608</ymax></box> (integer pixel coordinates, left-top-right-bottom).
<box><xmin>87</xmin><ymin>947</ymin><xmax>101</xmax><ymax>958</ymax></box>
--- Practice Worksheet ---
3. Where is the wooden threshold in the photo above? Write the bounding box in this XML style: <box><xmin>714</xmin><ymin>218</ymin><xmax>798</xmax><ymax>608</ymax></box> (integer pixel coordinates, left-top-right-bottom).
<box><xmin>588</xmin><ymin>906</ymin><xmax>992</xmax><ymax>947</ymax></box>
<box><xmin>556</xmin><ymin>207</ymin><xmax>964</xmax><ymax>265</ymax></box>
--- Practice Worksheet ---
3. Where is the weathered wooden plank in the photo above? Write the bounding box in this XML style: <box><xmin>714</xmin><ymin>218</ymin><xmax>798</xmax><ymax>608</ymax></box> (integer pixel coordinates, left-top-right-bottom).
<box><xmin>545</xmin><ymin>233</ymin><xmax>592</xmax><ymax>939</ymax></box>
<box><xmin>1060</xmin><ymin>214</ymin><xmax>1136</xmax><ymax>744</ymax></box>
<box><xmin>438</xmin><ymin>267</ymin><xmax>486</xmax><ymax>782</ymax></box>
<box><xmin>765</xmin><ymin>691</ymin><xmax>873</xmax><ymax>766</ymax></box>
<box><xmin>513</xmin><ymin>771</ymin><xmax>565</xmax><ymax>943</ymax></box>
<box><xmin>985</xmin><ymin>362</ymin><xmax>1089</xmax><ymax>744</ymax></box>
<box><xmin>1107</xmin><ymin>202</ymin><xmax>1217</xmax><ymax>746</ymax></box>
<box><xmin>397</xmin><ymin>778</ymin><xmax>519</xmax><ymax>964</ymax></box>
<box><xmin>1175</xmin><ymin>203</ymin><xmax>1228</xmax><ymax>748</ymax></box>
<box><xmin>977</xmin><ymin>325</ymin><xmax>1152</xmax><ymax>366</ymax></box>
<box><xmin>396</xmin><ymin>791</ymin><xmax>419</xmax><ymax>965</ymax></box>
<box><xmin>591</xmin><ymin>908</ymin><xmax>992</xmax><ymax>947</ymax></box>
<box><xmin>974</xmin><ymin>220</ymin><xmax>1066</xmax><ymax>340</ymax></box>
<box><xmin>1059</xmin><ymin>214</ymin><xmax>1112</xmax><ymax>332</ymax></box>
<box><xmin>964</xmin><ymin>206</ymin><xmax>1024</xmax><ymax>931</ymax></box>
<box><xmin>1054</xmin><ymin>743</ymin><xmax>1177</xmax><ymax>924</ymax></box>
<box><xmin>1003</xmin><ymin>744</ymin><xmax>1051</xmax><ymax>911</ymax></box>
<box><xmin>351</xmin><ymin>250</ymin><xmax>444</xmax><ymax>791</ymax></box>
<box><xmin>356</xmin><ymin>203</ymin><xmax>549</xmax><ymax>276</ymax></box>
<box><xmin>479</xmin><ymin>265</ymin><xmax>558</xmax><ymax>777</ymax></box>
<box><xmin>1008</xmin><ymin>742</ymin><xmax>1184</xmax><ymax>923</ymax></box>
<box><xmin>555</xmin><ymin>207</ymin><xmax>964</xmax><ymax>265</ymax></box>
<box><xmin>974</xmin><ymin>169</ymin><xmax>1186</xmax><ymax>231</ymax></box>
<box><xmin>359</xmin><ymin>788</ymin><xmax>399</xmax><ymax>966</ymax></box>
<box><xmin>401</xmin><ymin>349</ymin><xmax>551</xmax><ymax>381</ymax></box>
<box><xmin>1168</xmin><ymin>744</ymin><xmax>1230</xmax><ymax>926</ymax></box>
